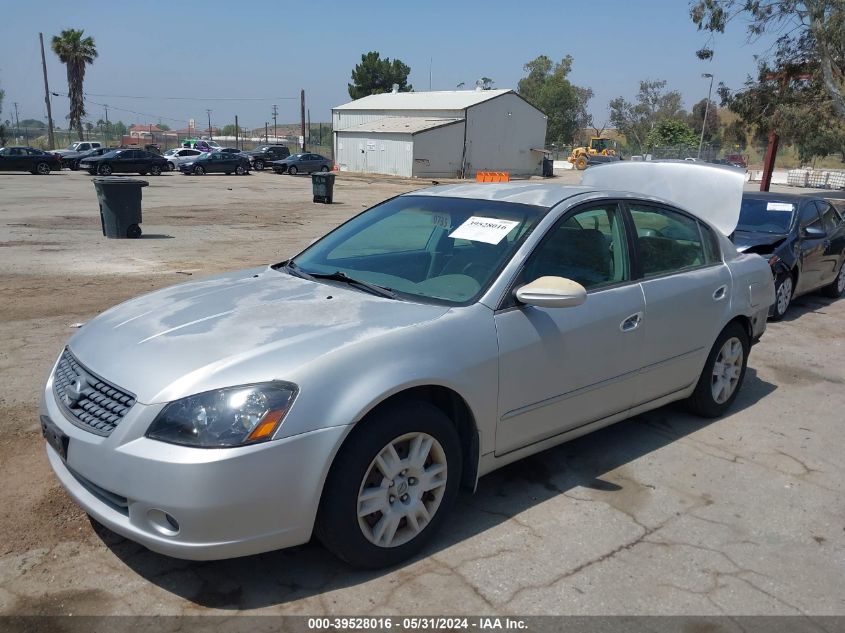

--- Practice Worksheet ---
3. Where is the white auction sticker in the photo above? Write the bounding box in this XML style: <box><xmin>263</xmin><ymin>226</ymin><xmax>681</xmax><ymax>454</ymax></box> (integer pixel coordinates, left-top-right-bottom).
<box><xmin>767</xmin><ymin>202</ymin><xmax>794</xmax><ymax>212</ymax></box>
<box><xmin>449</xmin><ymin>216</ymin><xmax>519</xmax><ymax>245</ymax></box>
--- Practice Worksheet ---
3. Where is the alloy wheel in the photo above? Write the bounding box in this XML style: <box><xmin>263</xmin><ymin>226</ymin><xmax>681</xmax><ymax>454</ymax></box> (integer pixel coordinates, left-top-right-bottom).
<box><xmin>776</xmin><ymin>275</ymin><xmax>793</xmax><ymax>316</ymax></box>
<box><xmin>357</xmin><ymin>432</ymin><xmax>448</xmax><ymax>548</ymax></box>
<box><xmin>36</xmin><ymin>162</ymin><xmax>50</xmax><ymax>175</ymax></box>
<box><xmin>711</xmin><ymin>337</ymin><xmax>744</xmax><ymax>404</ymax></box>
<box><xmin>837</xmin><ymin>266</ymin><xmax>845</xmax><ymax>294</ymax></box>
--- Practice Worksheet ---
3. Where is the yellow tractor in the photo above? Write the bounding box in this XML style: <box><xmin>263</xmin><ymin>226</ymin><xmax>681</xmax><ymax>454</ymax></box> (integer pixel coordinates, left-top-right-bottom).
<box><xmin>569</xmin><ymin>137</ymin><xmax>620</xmax><ymax>170</ymax></box>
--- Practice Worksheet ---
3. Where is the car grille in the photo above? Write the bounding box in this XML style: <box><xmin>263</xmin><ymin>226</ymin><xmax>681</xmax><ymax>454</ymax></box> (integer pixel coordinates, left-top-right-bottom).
<box><xmin>53</xmin><ymin>348</ymin><xmax>136</xmax><ymax>436</ymax></box>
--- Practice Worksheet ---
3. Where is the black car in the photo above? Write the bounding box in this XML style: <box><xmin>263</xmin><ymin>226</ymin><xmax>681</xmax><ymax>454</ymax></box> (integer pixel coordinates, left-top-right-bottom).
<box><xmin>79</xmin><ymin>149</ymin><xmax>170</xmax><ymax>176</ymax></box>
<box><xmin>245</xmin><ymin>145</ymin><xmax>290</xmax><ymax>170</ymax></box>
<box><xmin>62</xmin><ymin>146</ymin><xmax>112</xmax><ymax>170</ymax></box>
<box><xmin>217</xmin><ymin>147</ymin><xmax>245</xmax><ymax>155</ymax></box>
<box><xmin>733</xmin><ymin>192</ymin><xmax>845</xmax><ymax>319</ymax></box>
<box><xmin>179</xmin><ymin>152</ymin><xmax>250</xmax><ymax>175</ymax></box>
<box><xmin>271</xmin><ymin>153</ymin><xmax>333</xmax><ymax>175</ymax></box>
<box><xmin>0</xmin><ymin>146</ymin><xmax>62</xmax><ymax>174</ymax></box>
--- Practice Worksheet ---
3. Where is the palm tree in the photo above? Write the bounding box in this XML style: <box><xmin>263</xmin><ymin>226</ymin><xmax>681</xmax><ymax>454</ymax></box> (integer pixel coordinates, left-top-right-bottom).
<box><xmin>51</xmin><ymin>29</ymin><xmax>97</xmax><ymax>141</ymax></box>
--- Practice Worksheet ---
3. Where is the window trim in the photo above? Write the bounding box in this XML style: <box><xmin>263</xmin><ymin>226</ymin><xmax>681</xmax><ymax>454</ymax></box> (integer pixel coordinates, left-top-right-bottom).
<box><xmin>621</xmin><ymin>200</ymin><xmax>724</xmax><ymax>282</ymax></box>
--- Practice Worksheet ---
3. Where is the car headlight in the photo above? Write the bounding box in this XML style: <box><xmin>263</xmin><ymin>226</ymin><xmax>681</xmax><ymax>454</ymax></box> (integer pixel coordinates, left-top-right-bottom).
<box><xmin>146</xmin><ymin>382</ymin><xmax>298</xmax><ymax>448</ymax></box>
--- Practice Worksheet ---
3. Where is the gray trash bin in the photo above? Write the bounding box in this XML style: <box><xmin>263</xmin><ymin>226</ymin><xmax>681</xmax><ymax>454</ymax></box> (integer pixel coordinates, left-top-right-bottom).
<box><xmin>311</xmin><ymin>172</ymin><xmax>335</xmax><ymax>204</ymax></box>
<box><xmin>92</xmin><ymin>177</ymin><xmax>148</xmax><ymax>239</ymax></box>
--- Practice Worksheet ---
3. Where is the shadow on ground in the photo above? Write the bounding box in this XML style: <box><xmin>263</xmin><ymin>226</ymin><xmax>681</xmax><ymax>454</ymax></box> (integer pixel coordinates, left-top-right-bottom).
<box><xmin>781</xmin><ymin>292</ymin><xmax>839</xmax><ymax>323</ymax></box>
<box><xmin>94</xmin><ymin>368</ymin><xmax>776</xmax><ymax>609</ymax></box>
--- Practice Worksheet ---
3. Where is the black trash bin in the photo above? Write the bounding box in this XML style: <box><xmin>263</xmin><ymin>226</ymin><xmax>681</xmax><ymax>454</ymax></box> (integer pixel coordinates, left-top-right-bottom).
<box><xmin>92</xmin><ymin>177</ymin><xmax>148</xmax><ymax>238</ymax></box>
<box><xmin>311</xmin><ymin>171</ymin><xmax>335</xmax><ymax>204</ymax></box>
<box><xmin>542</xmin><ymin>157</ymin><xmax>554</xmax><ymax>177</ymax></box>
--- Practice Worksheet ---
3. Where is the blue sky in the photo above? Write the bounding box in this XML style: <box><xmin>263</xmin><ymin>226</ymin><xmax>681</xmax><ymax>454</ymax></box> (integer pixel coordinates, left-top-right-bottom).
<box><xmin>0</xmin><ymin>0</ymin><xmax>778</xmax><ymax>131</ymax></box>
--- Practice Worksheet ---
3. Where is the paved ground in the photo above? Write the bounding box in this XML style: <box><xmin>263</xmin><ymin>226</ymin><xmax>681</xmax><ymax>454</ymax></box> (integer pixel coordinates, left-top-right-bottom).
<box><xmin>0</xmin><ymin>169</ymin><xmax>843</xmax><ymax>615</ymax></box>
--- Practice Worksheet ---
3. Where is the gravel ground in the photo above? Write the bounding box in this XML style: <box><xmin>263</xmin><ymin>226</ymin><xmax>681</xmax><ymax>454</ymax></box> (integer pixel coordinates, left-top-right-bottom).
<box><xmin>0</xmin><ymin>168</ymin><xmax>843</xmax><ymax>616</ymax></box>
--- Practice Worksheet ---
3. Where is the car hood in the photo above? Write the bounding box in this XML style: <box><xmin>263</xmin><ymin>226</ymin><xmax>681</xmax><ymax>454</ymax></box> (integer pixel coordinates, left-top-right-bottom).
<box><xmin>732</xmin><ymin>230</ymin><xmax>789</xmax><ymax>253</ymax></box>
<box><xmin>66</xmin><ymin>266</ymin><xmax>451</xmax><ymax>404</ymax></box>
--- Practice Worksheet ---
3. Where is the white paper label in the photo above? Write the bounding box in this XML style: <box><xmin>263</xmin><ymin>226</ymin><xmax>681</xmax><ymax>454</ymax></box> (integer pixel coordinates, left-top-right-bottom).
<box><xmin>449</xmin><ymin>216</ymin><xmax>519</xmax><ymax>244</ymax></box>
<box><xmin>767</xmin><ymin>202</ymin><xmax>794</xmax><ymax>212</ymax></box>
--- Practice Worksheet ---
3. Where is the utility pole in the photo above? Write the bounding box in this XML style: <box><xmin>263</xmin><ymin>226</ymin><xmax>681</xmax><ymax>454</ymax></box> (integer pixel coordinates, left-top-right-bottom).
<box><xmin>206</xmin><ymin>109</ymin><xmax>213</xmax><ymax>140</ymax></box>
<box><xmin>265</xmin><ymin>122</ymin><xmax>269</xmax><ymax>143</ymax></box>
<box><xmin>235</xmin><ymin>115</ymin><xmax>239</xmax><ymax>150</ymax></box>
<box><xmin>697</xmin><ymin>73</ymin><xmax>714</xmax><ymax>160</ymax></box>
<box><xmin>307</xmin><ymin>108</ymin><xmax>311</xmax><ymax>148</ymax></box>
<box><xmin>13</xmin><ymin>102</ymin><xmax>20</xmax><ymax>141</ymax></box>
<box><xmin>39</xmin><ymin>32</ymin><xmax>56</xmax><ymax>150</ymax></box>
<box><xmin>272</xmin><ymin>104</ymin><xmax>278</xmax><ymax>141</ymax></box>
<box><xmin>300</xmin><ymin>89</ymin><xmax>306</xmax><ymax>151</ymax></box>
<box><xmin>104</xmin><ymin>104</ymin><xmax>110</xmax><ymax>146</ymax></box>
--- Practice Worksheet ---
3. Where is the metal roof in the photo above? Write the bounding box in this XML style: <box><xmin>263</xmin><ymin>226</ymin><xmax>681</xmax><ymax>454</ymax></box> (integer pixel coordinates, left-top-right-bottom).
<box><xmin>408</xmin><ymin>183</ymin><xmax>596</xmax><ymax>208</ymax></box>
<box><xmin>335</xmin><ymin>117</ymin><xmax>464</xmax><ymax>135</ymax></box>
<box><xmin>334</xmin><ymin>89</ymin><xmax>513</xmax><ymax>111</ymax></box>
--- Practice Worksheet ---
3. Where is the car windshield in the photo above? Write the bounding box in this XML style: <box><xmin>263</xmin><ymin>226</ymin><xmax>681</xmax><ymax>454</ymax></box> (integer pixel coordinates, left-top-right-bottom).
<box><xmin>290</xmin><ymin>195</ymin><xmax>546</xmax><ymax>304</ymax></box>
<box><xmin>736</xmin><ymin>198</ymin><xmax>796</xmax><ymax>234</ymax></box>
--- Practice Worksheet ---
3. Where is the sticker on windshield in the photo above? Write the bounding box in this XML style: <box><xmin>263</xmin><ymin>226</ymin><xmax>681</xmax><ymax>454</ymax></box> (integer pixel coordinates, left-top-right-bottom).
<box><xmin>431</xmin><ymin>212</ymin><xmax>451</xmax><ymax>229</ymax></box>
<box><xmin>766</xmin><ymin>202</ymin><xmax>794</xmax><ymax>212</ymax></box>
<box><xmin>449</xmin><ymin>217</ymin><xmax>519</xmax><ymax>245</ymax></box>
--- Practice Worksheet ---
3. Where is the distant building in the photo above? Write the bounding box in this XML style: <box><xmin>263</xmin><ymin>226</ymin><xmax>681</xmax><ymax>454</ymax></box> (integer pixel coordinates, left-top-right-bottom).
<box><xmin>128</xmin><ymin>124</ymin><xmax>165</xmax><ymax>139</ymax></box>
<box><xmin>332</xmin><ymin>89</ymin><xmax>547</xmax><ymax>178</ymax></box>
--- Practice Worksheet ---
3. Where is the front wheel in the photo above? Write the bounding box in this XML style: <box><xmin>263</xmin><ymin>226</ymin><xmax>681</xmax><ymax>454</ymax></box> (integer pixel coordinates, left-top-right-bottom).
<box><xmin>820</xmin><ymin>263</ymin><xmax>845</xmax><ymax>298</ymax></box>
<box><xmin>253</xmin><ymin>159</ymin><xmax>265</xmax><ymax>171</ymax></box>
<box><xmin>315</xmin><ymin>400</ymin><xmax>461</xmax><ymax>568</ymax></box>
<box><xmin>684</xmin><ymin>322</ymin><xmax>750</xmax><ymax>418</ymax></box>
<box><xmin>288</xmin><ymin>165</ymin><xmax>298</xmax><ymax>175</ymax></box>
<box><xmin>320</xmin><ymin>165</ymin><xmax>329</xmax><ymax>172</ymax></box>
<box><xmin>770</xmin><ymin>272</ymin><xmax>793</xmax><ymax>320</ymax></box>
<box><xmin>167</xmin><ymin>162</ymin><xmax>175</xmax><ymax>171</ymax></box>
<box><xmin>193</xmin><ymin>165</ymin><xmax>205</xmax><ymax>175</ymax></box>
<box><xmin>150</xmin><ymin>165</ymin><xmax>162</xmax><ymax>176</ymax></box>
<box><xmin>235</xmin><ymin>165</ymin><xmax>246</xmax><ymax>175</ymax></box>
<box><xmin>98</xmin><ymin>164</ymin><xmax>112</xmax><ymax>176</ymax></box>
<box><xmin>35</xmin><ymin>162</ymin><xmax>51</xmax><ymax>175</ymax></box>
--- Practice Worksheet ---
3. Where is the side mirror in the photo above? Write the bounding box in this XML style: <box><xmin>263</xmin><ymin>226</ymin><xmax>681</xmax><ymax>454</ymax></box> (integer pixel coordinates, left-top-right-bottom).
<box><xmin>515</xmin><ymin>276</ymin><xmax>587</xmax><ymax>309</ymax></box>
<box><xmin>803</xmin><ymin>225</ymin><xmax>826</xmax><ymax>239</ymax></box>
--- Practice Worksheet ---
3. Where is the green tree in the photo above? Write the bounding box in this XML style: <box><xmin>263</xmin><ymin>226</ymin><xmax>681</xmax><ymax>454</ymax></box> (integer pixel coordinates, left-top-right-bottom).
<box><xmin>51</xmin><ymin>28</ymin><xmax>98</xmax><ymax>141</ymax></box>
<box><xmin>157</xmin><ymin>122</ymin><xmax>170</xmax><ymax>131</ymax></box>
<box><xmin>480</xmin><ymin>77</ymin><xmax>495</xmax><ymax>90</ymax></box>
<box><xmin>645</xmin><ymin>119</ymin><xmax>699</xmax><ymax>148</ymax></box>
<box><xmin>113</xmin><ymin>120</ymin><xmax>127</xmax><ymax>137</ymax></box>
<box><xmin>609</xmin><ymin>79</ymin><xmax>687</xmax><ymax>152</ymax></box>
<box><xmin>0</xmin><ymin>83</ymin><xmax>5</xmax><ymax>145</ymax></box>
<box><xmin>517</xmin><ymin>55</ymin><xmax>592</xmax><ymax>146</ymax></box>
<box><xmin>691</xmin><ymin>0</ymin><xmax>845</xmax><ymax>118</ymax></box>
<box><xmin>19</xmin><ymin>118</ymin><xmax>47</xmax><ymax>129</ymax></box>
<box><xmin>348</xmin><ymin>51</ymin><xmax>412</xmax><ymax>99</ymax></box>
<box><xmin>688</xmin><ymin>98</ymin><xmax>720</xmax><ymax>142</ymax></box>
<box><xmin>220</xmin><ymin>124</ymin><xmax>237</xmax><ymax>136</ymax></box>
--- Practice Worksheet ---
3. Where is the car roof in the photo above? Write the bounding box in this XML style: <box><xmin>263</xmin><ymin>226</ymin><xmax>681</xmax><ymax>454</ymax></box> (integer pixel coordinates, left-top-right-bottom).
<box><xmin>743</xmin><ymin>191</ymin><xmax>817</xmax><ymax>204</ymax></box>
<box><xmin>409</xmin><ymin>183</ymin><xmax>597</xmax><ymax>208</ymax></box>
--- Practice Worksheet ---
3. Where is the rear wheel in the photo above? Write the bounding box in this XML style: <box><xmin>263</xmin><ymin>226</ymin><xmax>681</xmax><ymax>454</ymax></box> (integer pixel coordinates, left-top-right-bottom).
<box><xmin>235</xmin><ymin>165</ymin><xmax>246</xmax><ymax>175</ymax></box>
<box><xmin>194</xmin><ymin>165</ymin><xmax>205</xmax><ymax>175</ymax></box>
<box><xmin>150</xmin><ymin>165</ymin><xmax>162</xmax><ymax>176</ymax></box>
<box><xmin>35</xmin><ymin>162</ymin><xmax>51</xmax><ymax>175</ymax></box>
<box><xmin>253</xmin><ymin>159</ymin><xmax>265</xmax><ymax>171</ymax></box>
<box><xmin>315</xmin><ymin>400</ymin><xmax>461</xmax><ymax>568</ymax></box>
<box><xmin>167</xmin><ymin>162</ymin><xmax>175</xmax><ymax>171</ymax></box>
<box><xmin>320</xmin><ymin>165</ymin><xmax>329</xmax><ymax>172</ymax></box>
<box><xmin>770</xmin><ymin>272</ymin><xmax>793</xmax><ymax>320</ymax></box>
<box><xmin>575</xmin><ymin>156</ymin><xmax>588</xmax><ymax>170</ymax></box>
<box><xmin>98</xmin><ymin>164</ymin><xmax>112</xmax><ymax>176</ymax></box>
<box><xmin>820</xmin><ymin>263</ymin><xmax>845</xmax><ymax>298</ymax></box>
<box><xmin>684</xmin><ymin>321</ymin><xmax>749</xmax><ymax>418</ymax></box>
<box><xmin>288</xmin><ymin>165</ymin><xmax>298</xmax><ymax>175</ymax></box>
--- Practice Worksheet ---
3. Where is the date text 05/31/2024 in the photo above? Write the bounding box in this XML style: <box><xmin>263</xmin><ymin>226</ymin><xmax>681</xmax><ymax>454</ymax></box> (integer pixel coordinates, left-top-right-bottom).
<box><xmin>307</xmin><ymin>617</ymin><xmax>528</xmax><ymax>630</ymax></box>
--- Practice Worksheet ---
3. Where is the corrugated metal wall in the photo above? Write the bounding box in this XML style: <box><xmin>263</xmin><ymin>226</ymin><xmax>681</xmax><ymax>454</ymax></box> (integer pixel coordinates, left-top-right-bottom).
<box><xmin>333</xmin><ymin>109</ymin><xmax>464</xmax><ymax>131</ymax></box>
<box><xmin>335</xmin><ymin>132</ymin><xmax>414</xmax><ymax>176</ymax></box>
<box><xmin>411</xmin><ymin>122</ymin><xmax>465</xmax><ymax>178</ymax></box>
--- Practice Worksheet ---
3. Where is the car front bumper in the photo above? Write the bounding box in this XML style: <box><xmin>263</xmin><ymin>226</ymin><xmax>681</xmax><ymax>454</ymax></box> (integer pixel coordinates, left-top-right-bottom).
<box><xmin>41</xmin><ymin>378</ymin><xmax>346</xmax><ymax>560</ymax></box>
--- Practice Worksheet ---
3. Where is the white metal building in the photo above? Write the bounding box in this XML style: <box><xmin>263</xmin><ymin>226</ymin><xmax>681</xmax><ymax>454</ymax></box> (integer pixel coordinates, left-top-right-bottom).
<box><xmin>332</xmin><ymin>89</ymin><xmax>547</xmax><ymax>178</ymax></box>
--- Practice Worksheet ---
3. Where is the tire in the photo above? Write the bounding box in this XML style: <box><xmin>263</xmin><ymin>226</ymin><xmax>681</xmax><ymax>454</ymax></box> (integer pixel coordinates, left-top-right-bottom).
<box><xmin>235</xmin><ymin>165</ymin><xmax>246</xmax><ymax>175</ymax></box>
<box><xmin>770</xmin><ymin>272</ymin><xmax>794</xmax><ymax>320</ymax></box>
<box><xmin>320</xmin><ymin>165</ymin><xmax>329</xmax><ymax>172</ymax></box>
<box><xmin>35</xmin><ymin>162</ymin><xmax>51</xmax><ymax>175</ymax></box>
<box><xmin>315</xmin><ymin>400</ymin><xmax>462</xmax><ymax>569</ymax></box>
<box><xmin>820</xmin><ymin>262</ymin><xmax>845</xmax><ymax>298</ymax></box>
<box><xmin>313</xmin><ymin>196</ymin><xmax>320</xmax><ymax>203</ymax></box>
<box><xmin>88</xmin><ymin>169</ymin><xmax>97</xmax><ymax>175</ymax></box>
<box><xmin>194</xmin><ymin>165</ymin><xmax>205</xmax><ymax>175</ymax></box>
<box><xmin>98</xmin><ymin>164</ymin><xmax>112</xmax><ymax>176</ymax></box>
<box><xmin>575</xmin><ymin>156</ymin><xmax>588</xmax><ymax>170</ymax></box>
<box><xmin>70</xmin><ymin>162</ymin><xmax>79</xmax><ymax>171</ymax></box>
<box><xmin>126</xmin><ymin>224</ymin><xmax>142</xmax><ymax>239</ymax></box>
<box><xmin>167</xmin><ymin>162</ymin><xmax>175</xmax><ymax>171</ymax></box>
<box><xmin>253</xmin><ymin>159</ymin><xmax>265</xmax><ymax>171</ymax></box>
<box><xmin>150</xmin><ymin>165</ymin><xmax>162</xmax><ymax>176</ymax></box>
<box><xmin>684</xmin><ymin>321</ymin><xmax>750</xmax><ymax>418</ymax></box>
<box><xmin>288</xmin><ymin>165</ymin><xmax>298</xmax><ymax>175</ymax></box>
<box><xmin>225</xmin><ymin>171</ymin><xmax>232</xmax><ymax>175</ymax></box>
<box><xmin>138</xmin><ymin>171</ymin><xmax>148</xmax><ymax>176</ymax></box>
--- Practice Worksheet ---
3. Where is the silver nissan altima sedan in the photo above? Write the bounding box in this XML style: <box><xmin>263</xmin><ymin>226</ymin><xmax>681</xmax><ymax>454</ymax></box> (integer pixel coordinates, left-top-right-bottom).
<box><xmin>41</xmin><ymin>163</ymin><xmax>775</xmax><ymax>568</ymax></box>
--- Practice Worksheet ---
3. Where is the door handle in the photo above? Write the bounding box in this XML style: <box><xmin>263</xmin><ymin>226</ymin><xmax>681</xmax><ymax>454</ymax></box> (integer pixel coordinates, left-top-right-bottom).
<box><xmin>713</xmin><ymin>285</ymin><xmax>727</xmax><ymax>301</ymax></box>
<box><xmin>620</xmin><ymin>312</ymin><xmax>643</xmax><ymax>332</ymax></box>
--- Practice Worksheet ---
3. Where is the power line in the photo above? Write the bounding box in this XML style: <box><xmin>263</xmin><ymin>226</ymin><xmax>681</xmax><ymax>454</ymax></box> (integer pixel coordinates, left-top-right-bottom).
<box><xmin>81</xmin><ymin>92</ymin><xmax>299</xmax><ymax>102</ymax></box>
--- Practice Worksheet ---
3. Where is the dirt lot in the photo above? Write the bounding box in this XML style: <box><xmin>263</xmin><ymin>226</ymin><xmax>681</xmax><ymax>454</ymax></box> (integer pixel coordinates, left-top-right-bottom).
<box><xmin>0</xmin><ymin>169</ymin><xmax>843</xmax><ymax>616</ymax></box>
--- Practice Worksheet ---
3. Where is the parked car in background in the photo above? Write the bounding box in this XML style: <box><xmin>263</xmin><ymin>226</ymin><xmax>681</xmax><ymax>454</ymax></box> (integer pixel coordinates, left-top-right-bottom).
<box><xmin>732</xmin><ymin>192</ymin><xmax>845</xmax><ymax>319</ymax></box>
<box><xmin>53</xmin><ymin>141</ymin><xmax>102</xmax><ymax>157</ymax></box>
<box><xmin>179</xmin><ymin>151</ymin><xmax>250</xmax><ymax>175</ymax></box>
<box><xmin>163</xmin><ymin>147</ymin><xmax>205</xmax><ymax>171</ymax></box>
<box><xmin>41</xmin><ymin>166</ymin><xmax>775</xmax><ymax>567</ymax></box>
<box><xmin>79</xmin><ymin>149</ymin><xmax>170</xmax><ymax>176</ymax></box>
<box><xmin>61</xmin><ymin>146</ymin><xmax>112</xmax><ymax>170</ymax></box>
<box><xmin>0</xmin><ymin>146</ymin><xmax>62</xmax><ymax>174</ymax></box>
<box><xmin>216</xmin><ymin>147</ymin><xmax>246</xmax><ymax>155</ymax></box>
<box><xmin>245</xmin><ymin>144</ymin><xmax>290</xmax><ymax>170</ymax></box>
<box><xmin>271</xmin><ymin>152</ymin><xmax>332</xmax><ymax>175</ymax></box>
